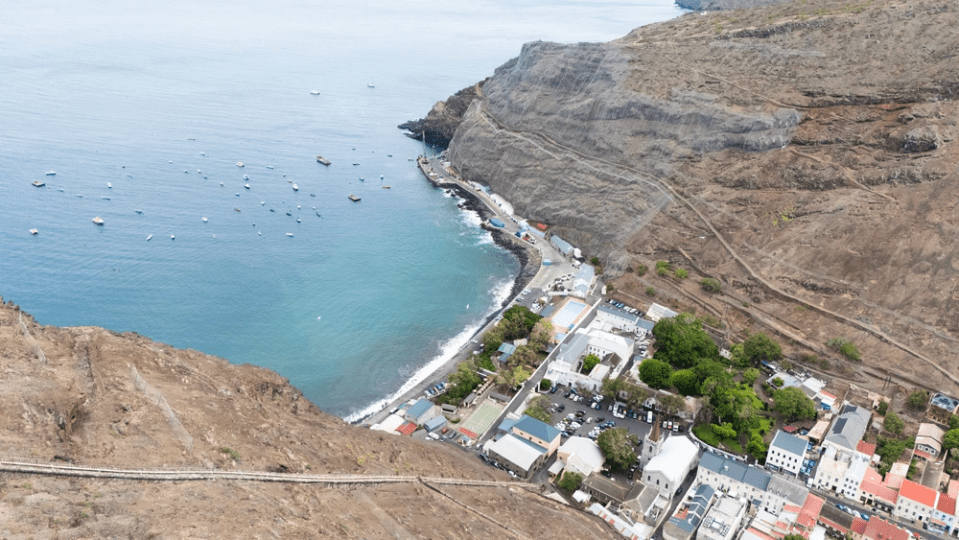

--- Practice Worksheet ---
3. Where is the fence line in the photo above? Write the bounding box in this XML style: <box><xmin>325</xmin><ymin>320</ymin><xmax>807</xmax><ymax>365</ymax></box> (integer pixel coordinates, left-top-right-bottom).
<box><xmin>0</xmin><ymin>459</ymin><xmax>537</xmax><ymax>490</ymax></box>
<box><xmin>130</xmin><ymin>365</ymin><xmax>195</xmax><ymax>452</ymax></box>
<box><xmin>17</xmin><ymin>312</ymin><xmax>46</xmax><ymax>365</ymax></box>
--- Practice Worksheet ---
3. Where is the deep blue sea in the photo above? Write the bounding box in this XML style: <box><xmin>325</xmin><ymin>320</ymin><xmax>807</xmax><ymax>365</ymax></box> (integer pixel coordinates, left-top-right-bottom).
<box><xmin>0</xmin><ymin>0</ymin><xmax>684</xmax><ymax>419</ymax></box>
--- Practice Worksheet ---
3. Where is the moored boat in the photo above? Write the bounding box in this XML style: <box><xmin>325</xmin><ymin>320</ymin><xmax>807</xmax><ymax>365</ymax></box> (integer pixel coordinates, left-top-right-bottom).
<box><xmin>348</xmin><ymin>194</ymin><xmax>360</xmax><ymax>202</ymax></box>
<box><xmin>92</xmin><ymin>216</ymin><xmax>104</xmax><ymax>225</ymax></box>
<box><xmin>236</xmin><ymin>162</ymin><xmax>244</xmax><ymax>167</ymax></box>
<box><xmin>45</xmin><ymin>171</ymin><xmax>56</xmax><ymax>176</ymax></box>
<box><xmin>292</xmin><ymin>183</ymin><xmax>298</xmax><ymax>191</ymax></box>
<box><xmin>29</xmin><ymin>228</ymin><xmax>38</xmax><ymax>235</ymax></box>
<box><xmin>316</xmin><ymin>156</ymin><xmax>331</xmax><ymax>166</ymax></box>
<box><xmin>32</xmin><ymin>180</ymin><xmax>45</xmax><ymax>187</ymax></box>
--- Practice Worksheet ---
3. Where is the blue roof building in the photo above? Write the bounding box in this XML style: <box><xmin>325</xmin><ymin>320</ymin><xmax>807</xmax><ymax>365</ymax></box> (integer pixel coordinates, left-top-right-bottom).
<box><xmin>550</xmin><ymin>235</ymin><xmax>574</xmax><ymax>256</ymax></box>
<box><xmin>497</xmin><ymin>342</ymin><xmax>517</xmax><ymax>363</ymax></box>
<box><xmin>511</xmin><ymin>415</ymin><xmax>562</xmax><ymax>455</ymax></box>
<box><xmin>666</xmin><ymin>484</ymin><xmax>715</xmax><ymax>540</ymax></box>
<box><xmin>404</xmin><ymin>398</ymin><xmax>440</xmax><ymax>425</ymax></box>
<box><xmin>489</xmin><ymin>218</ymin><xmax>505</xmax><ymax>228</ymax></box>
<box><xmin>424</xmin><ymin>415</ymin><xmax>447</xmax><ymax>433</ymax></box>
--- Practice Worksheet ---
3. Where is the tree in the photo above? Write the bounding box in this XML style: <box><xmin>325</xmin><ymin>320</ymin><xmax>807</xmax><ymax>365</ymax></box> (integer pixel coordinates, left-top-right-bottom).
<box><xmin>658</xmin><ymin>393</ymin><xmax>686</xmax><ymax>418</ymax></box>
<box><xmin>524</xmin><ymin>396</ymin><xmax>552</xmax><ymax>423</ymax></box>
<box><xmin>772</xmin><ymin>387</ymin><xmax>817</xmax><ymax>422</ymax></box>
<box><xmin>656</xmin><ymin>260</ymin><xmax>671</xmax><ymax>276</ymax></box>
<box><xmin>497</xmin><ymin>365</ymin><xmax>531</xmax><ymax>390</ymax></box>
<box><xmin>528</xmin><ymin>320</ymin><xmax>553</xmax><ymax>351</ymax></box>
<box><xmin>591</xmin><ymin>256</ymin><xmax>601</xmax><ymax>266</ymax></box>
<box><xmin>626</xmin><ymin>385</ymin><xmax>652</xmax><ymax>410</ymax></box>
<box><xmin>700</xmin><ymin>277</ymin><xmax>722</xmax><ymax>293</ymax></box>
<box><xmin>670</xmin><ymin>369</ymin><xmax>700</xmax><ymax>396</ymax></box>
<box><xmin>675</xmin><ymin>268</ymin><xmax>688</xmax><ymax>279</ymax></box>
<box><xmin>747</xmin><ymin>434</ymin><xmax>768</xmax><ymax>463</ymax></box>
<box><xmin>646</xmin><ymin>286</ymin><xmax>656</xmax><ymax>297</ymax></box>
<box><xmin>784</xmin><ymin>534</ymin><xmax>805</xmax><ymax>540</ymax></box>
<box><xmin>950</xmin><ymin>415</ymin><xmax>959</xmax><ymax>431</ymax></box>
<box><xmin>582</xmin><ymin>354</ymin><xmax>601</xmax><ymax>374</ymax></box>
<box><xmin>507</xmin><ymin>346</ymin><xmax>538</xmax><ymax>368</ymax></box>
<box><xmin>771</xmin><ymin>377</ymin><xmax>784</xmax><ymax>388</ymax></box>
<box><xmin>728</xmin><ymin>343</ymin><xmax>748</xmax><ymax>368</ymax></box>
<box><xmin>943</xmin><ymin>429</ymin><xmax>959</xmax><ymax>452</ymax></box>
<box><xmin>597</xmin><ymin>428</ymin><xmax>639</xmax><ymax>471</ymax></box>
<box><xmin>743</xmin><ymin>332</ymin><xmax>783</xmax><ymax>365</ymax></box>
<box><xmin>741</xmin><ymin>368</ymin><xmax>760</xmax><ymax>386</ymax></box>
<box><xmin>651</xmin><ymin>313</ymin><xmax>721</xmax><ymax>369</ymax></box>
<box><xmin>557</xmin><ymin>471</ymin><xmax>583</xmax><ymax>492</ymax></box>
<box><xmin>539</xmin><ymin>378</ymin><xmax>552</xmax><ymax>392</ymax></box>
<box><xmin>639</xmin><ymin>358</ymin><xmax>673</xmax><ymax>389</ymax></box>
<box><xmin>883</xmin><ymin>412</ymin><xmax>905</xmax><ymax>435</ymax></box>
<box><xmin>446</xmin><ymin>360</ymin><xmax>482</xmax><ymax>402</ymax></box>
<box><xmin>601</xmin><ymin>377</ymin><xmax>627</xmax><ymax>402</ymax></box>
<box><xmin>906</xmin><ymin>390</ymin><xmax>929</xmax><ymax>411</ymax></box>
<box><xmin>877</xmin><ymin>401</ymin><xmax>889</xmax><ymax>416</ymax></box>
<box><xmin>712</xmin><ymin>422</ymin><xmax>737</xmax><ymax>440</ymax></box>
<box><xmin>636</xmin><ymin>264</ymin><xmax>647</xmax><ymax>277</ymax></box>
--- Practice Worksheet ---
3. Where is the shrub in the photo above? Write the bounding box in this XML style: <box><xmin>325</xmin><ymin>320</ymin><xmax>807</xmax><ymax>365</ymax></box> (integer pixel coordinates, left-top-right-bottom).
<box><xmin>557</xmin><ymin>471</ymin><xmax>584</xmax><ymax>492</ymax></box>
<box><xmin>675</xmin><ymin>268</ymin><xmax>688</xmax><ymax>279</ymax></box>
<box><xmin>884</xmin><ymin>412</ymin><xmax>905</xmax><ymax>435</ymax></box>
<box><xmin>741</xmin><ymin>368</ymin><xmax>760</xmax><ymax>386</ymax></box>
<box><xmin>877</xmin><ymin>401</ymin><xmax>888</xmax><ymax>416</ymax></box>
<box><xmin>590</xmin><ymin>256</ymin><xmax>601</xmax><ymax>266</ymax></box>
<box><xmin>743</xmin><ymin>332</ymin><xmax>783</xmax><ymax>365</ymax></box>
<box><xmin>771</xmin><ymin>377</ymin><xmax>784</xmax><ymax>388</ymax></box>
<box><xmin>636</xmin><ymin>264</ymin><xmax>647</xmax><ymax>277</ymax></box>
<box><xmin>699</xmin><ymin>278</ymin><xmax>722</xmax><ymax>293</ymax></box>
<box><xmin>826</xmin><ymin>337</ymin><xmax>861</xmax><ymax>361</ymax></box>
<box><xmin>906</xmin><ymin>390</ymin><xmax>929</xmax><ymax>411</ymax></box>
<box><xmin>581</xmin><ymin>354</ymin><xmax>601</xmax><ymax>374</ymax></box>
<box><xmin>646</xmin><ymin>286</ymin><xmax>656</xmax><ymax>297</ymax></box>
<box><xmin>539</xmin><ymin>379</ymin><xmax>552</xmax><ymax>391</ymax></box>
<box><xmin>220</xmin><ymin>447</ymin><xmax>240</xmax><ymax>460</ymax></box>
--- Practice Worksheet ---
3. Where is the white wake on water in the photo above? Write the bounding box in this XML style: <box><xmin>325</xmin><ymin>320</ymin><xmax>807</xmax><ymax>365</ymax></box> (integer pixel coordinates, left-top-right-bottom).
<box><xmin>343</xmin><ymin>276</ymin><xmax>514</xmax><ymax>424</ymax></box>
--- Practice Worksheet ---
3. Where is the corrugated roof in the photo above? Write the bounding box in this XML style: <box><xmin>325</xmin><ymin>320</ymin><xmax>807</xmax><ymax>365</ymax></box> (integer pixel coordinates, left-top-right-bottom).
<box><xmin>513</xmin><ymin>415</ymin><xmax>561</xmax><ymax>443</ymax></box>
<box><xmin>825</xmin><ymin>405</ymin><xmax>871</xmax><ymax>451</ymax></box>
<box><xmin>899</xmin><ymin>479</ymin><xmax>938</xmax><ymax>507</ymax></box>
<box><xmin>424</xmin><ymin>415</ymin><xmax>447</xmax><ymax>432</ymax></box>
<box><xmin>743</xmin><ymin>467</ymin><xmax>771</xmax><ymax>490</ymax></box>
<box><xmin>396</xmin><ymin>422</ymin><xmax>417</xmax><ymax>436</ymax></box>
<box><xmin>771</xmin><ymin>430</ymin><xmax>808</xmax><ymax>457</ymax></box>
<box><xmin>487</xmin><ymin>433</ymin><xmax>544</xmax><ymax>472</ymax></box>
<box><xmin>406</xmin><ymin>399</ymin><xmax>434</xmax><ymax>420</ymax></box>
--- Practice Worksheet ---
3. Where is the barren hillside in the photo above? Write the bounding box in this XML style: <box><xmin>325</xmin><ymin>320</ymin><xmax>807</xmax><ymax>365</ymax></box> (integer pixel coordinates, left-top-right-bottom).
<box><xmin>0</xmin><ymin>300</ymin><xmax>610</xmax><ymax>539</ymax></box>
<box><xmin>407</xmin><ymin>0</ymin><xmax>959</xmax><ymax>397</ymax></box>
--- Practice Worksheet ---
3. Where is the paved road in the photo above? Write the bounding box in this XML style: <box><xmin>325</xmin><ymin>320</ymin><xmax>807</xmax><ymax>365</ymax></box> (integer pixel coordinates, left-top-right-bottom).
<box><xmin>817</xmin><ymin>490</ymin><xmax>940</xmax><ymax>540</ymax></box>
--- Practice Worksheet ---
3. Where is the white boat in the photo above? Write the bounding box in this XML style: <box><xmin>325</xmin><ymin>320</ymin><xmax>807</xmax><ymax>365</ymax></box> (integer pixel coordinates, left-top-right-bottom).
<box><xmin>292</xmin><ymin>183</ymin><xmax>299</xmax><ymax>191</ymax></box>
<box><xmin>92</xmin><ymin>216</ymin><xmax>104</xmax><ymax>225</ymax></box>
<box><xmin>29</xmin><ymin>228</ymin><xmax>38</xmax><ymax>235</ymax></box>
<box><xmin>243</xmin><ymin>174</ymin><xmax>249</xmax><ymax>180</ymax></box>
<box><xmin>171</xmin><ymin>235</ymin><xmax>175</xmax><ymax>240</ymax></box>
<box><xmin>135</xmin><ymin>209</ymin><xmax>143</xmax><ymax>214</ymax></box>
<box><xmin>32</xmin><ymin>180</ymin><xmax>45</xmax><ymax>187</ymax></box>
<box><xmin>236</xmin><ymin>162</ymin><xmax>244</xmax><ymax>167</ymax></box>
<box><xmin>367</xmin><ymin>83</ymin><xmax>375</xmax><ymax>88</ymax></box>
<box><xmin>258</xmin><ymin>231</ymin><xmax>262</xmax><ymax>236</ymax></box>
<box><xmin>310</xmin><ymin>90</ymin><xmax>321</xmax><ymax>95</ymax></box>
<box><xmin>146</xmin><ymin>234</ymin><xmax>153</xmax><ymax>241</ymax></box>
<box><xmin>266</xmin><ymin>166</ymin><xmax>274</xmax><ymax>169</ymax></box>
<box><xmin>261</xmin><ymin>201</ymin><xmax>265</xmax><ymax>205</ymax></box>
<box><xmin>244</xmin><ymin>184</ymin><xmax>251</xmax><ymax>189</ymax></box>
<box><xmin>286</xmin><ymin>233</ymin><xmax>294</xmax><ymax>237</ymax></box>
<box><xmin>296</xmin><ymin>218</ymin><xmax>301</xmax><ymax>223</ymax></box>
<box><xmin>45</xmin><ymin>171</ymin><xmax>56</xmax><ymax>176</ymax></box>
<box><xmin>107</xmin><ymin>182</ymin><xmax>112</xmax><ymax>188</ymax></box>
<box><xmin>202</xmin><ymin>217</ymin><xmax>208</xmax><ymax>223</ymax></box>
<box><xmin>234</xmin><ymin>207</ymin><xmax>241</xmax><ymax>212</ymax></box>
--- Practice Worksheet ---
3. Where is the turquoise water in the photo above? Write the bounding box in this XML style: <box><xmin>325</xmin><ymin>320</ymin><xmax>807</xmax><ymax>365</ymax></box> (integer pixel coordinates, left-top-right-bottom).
<box><xmin>0</xmin><ymin>0</ymin><xmax>684</xmax><ymax>419</ymax></box>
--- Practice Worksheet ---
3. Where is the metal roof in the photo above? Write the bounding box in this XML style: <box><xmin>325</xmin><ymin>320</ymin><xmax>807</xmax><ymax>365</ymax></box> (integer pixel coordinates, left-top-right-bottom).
<box><xmin>770</xmin><ymin>430</ymin><xmax>808</xmax><ymax>457</ymax></box>
<box><xmin>424</xmin><ymin>415</ymin><xmax>447</xmax><ymax>432</ymax></box>
<box><xmin>513</xmin><ymin>415</ymin><xmax>562</xmax><ymax>443</ymax></box>
<box><xmin>824</xmin><ymin>405</ymin><xmax>871</xmax><ymax>450</ymax></box>
<box><xmin>550</xmin><ymin>235</ymin><xmax>574</xmax><ymax>255</ymax></box>
<box><xmin>406</xmin><ymin>399</ymin><xmax>434</xmax><ymax>420</ymax></box>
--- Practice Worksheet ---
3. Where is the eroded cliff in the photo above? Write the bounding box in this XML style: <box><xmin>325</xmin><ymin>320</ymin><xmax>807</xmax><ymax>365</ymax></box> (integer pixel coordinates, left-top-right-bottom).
<box><xmin>409</xmin><ymin>0</ymin><xmax>959</xmax><ymax>397</ymax></box>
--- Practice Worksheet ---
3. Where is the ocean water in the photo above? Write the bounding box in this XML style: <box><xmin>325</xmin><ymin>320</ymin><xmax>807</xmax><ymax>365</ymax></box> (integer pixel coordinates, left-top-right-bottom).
<box><xmin>0</xmin><ymin>0</ymin><xmax>684</xmax><ymax>419</ymax></box>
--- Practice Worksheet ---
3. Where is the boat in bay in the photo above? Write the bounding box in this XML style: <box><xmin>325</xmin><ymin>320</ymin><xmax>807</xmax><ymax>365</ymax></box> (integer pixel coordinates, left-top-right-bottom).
<box><xmin>316</xmin><ymin>156</ymin><xmax>331</xmax><ymax>166</ymax></box>
<box><xmin>348</xmin><ymin>194</ymin><xmax>360</xmax><ymax>202</ymax></box>
<box><xmin>92</xmin><ymin>216</ymin><xmax>104</xmax><ymax>225</ymax></box>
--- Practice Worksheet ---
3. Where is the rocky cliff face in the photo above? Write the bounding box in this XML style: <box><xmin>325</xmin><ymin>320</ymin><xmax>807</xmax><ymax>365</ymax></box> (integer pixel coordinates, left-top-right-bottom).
<box><xmin>0</xmin><ymin>301</ymin><xmax>608</xmax><ymax>539</ymax></box>
<box><xmin>413</xmin><ymin>0</ymin><xmax>959</xmax><ymax>396</ymax></box>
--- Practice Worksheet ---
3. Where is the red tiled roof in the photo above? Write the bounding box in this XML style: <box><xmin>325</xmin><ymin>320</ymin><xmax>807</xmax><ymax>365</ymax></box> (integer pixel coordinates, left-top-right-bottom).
<box><xmin>746</xmin><ymin>528</ymin><xmax>778</xmax><ymax>540</ymax></box>
<box><xmin>796</xmin><ymin>513</ymin><xmax>816</xmax><ymax>528</ymax></box>
<box><xmin>851</xmin><ymin>517</ymin><xmax>868</xmax><ymax>535</ymax></box>
<box><xmin>783</xmin><ymin>504</ymin><xmax>802</xmax><ymax>514</ymax></box>
<box><xmin>857</xmin><ymin>440</ymin><xmax>877</xmax><ymax>457</ymax></box>
<box><xmin>396</xmin><ymin>422</ymin><xmax>417</xmax><ymax>436</ymax></box>
<box><xmin>861</xmin><ymin>480</ymin><xmax>899</xmax><ymax>503</ymax></box>
<box><xmin>819</xmin><ymin>517</ymin><xmax>850</xmax><ymax>533</ymax></box>
<box><xmin>863</xmin><ymin>516</ymin><xmax>909</xmax><ymax>540</ymax></box>
<box><xmin>899</xmin><ymin>479</ymin><xmax>938</xmax><ymax>507</ymax></box>
<box><xmin>949</xmin><ymin>480</ymin><xmax>959</xmax><ymax>499</ymax></box>
<box><xmin>937</xmin><ymin>495</ymin><xmax>957</xmax><ymax>515</ymax></box>
<box><xmin>801</xmin><ymin>494</ymin><xmax>825</xmax><ymax>518</ymax></box>
<box><xmin>883</xmin><ymin>474</ymin><xmax>905</xmax><ymax>490</ymax></box>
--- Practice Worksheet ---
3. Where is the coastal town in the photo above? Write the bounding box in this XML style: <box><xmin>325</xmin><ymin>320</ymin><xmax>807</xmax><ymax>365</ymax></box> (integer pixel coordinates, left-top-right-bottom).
<box><xmin>364</xmin><ymin>155</ymin><xmax>959</xmax><ymax>540</ymax></box>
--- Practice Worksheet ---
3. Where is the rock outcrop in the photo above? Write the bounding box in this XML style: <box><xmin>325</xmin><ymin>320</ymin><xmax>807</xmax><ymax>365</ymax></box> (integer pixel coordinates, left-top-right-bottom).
<box><xmin>407</xmin><ymin>0</ymin><xmax>959</xmax><ymax>396</ymax></box>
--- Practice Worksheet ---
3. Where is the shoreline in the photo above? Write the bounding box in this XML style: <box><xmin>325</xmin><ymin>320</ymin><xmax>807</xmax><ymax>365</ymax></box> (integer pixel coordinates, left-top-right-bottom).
<box><xmin>351</xmin><ymin>165</ymin><xmax>541</xmax><ymax>427</ymax></box>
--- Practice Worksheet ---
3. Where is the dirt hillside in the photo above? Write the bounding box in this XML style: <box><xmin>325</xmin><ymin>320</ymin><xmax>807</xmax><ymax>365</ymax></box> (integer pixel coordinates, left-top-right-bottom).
<box><xmin>0</xmin><ymin>300</ymin><xmax>610</xmax><ymax>539</ymax></box>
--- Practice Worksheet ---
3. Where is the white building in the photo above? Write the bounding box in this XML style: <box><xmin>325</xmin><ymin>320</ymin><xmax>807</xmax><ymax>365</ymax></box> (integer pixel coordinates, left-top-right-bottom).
<box><xmin>698</xmin><ymin>495</ymin><xmax>748</xmax><ymax>540</ymax></box>
<box><xmin>572</xmin><ymin>265</ymin><xmax>595</xmax><ymax>298</ymax></box>
<box><xmin>894</xmin><ymin>479</ymin><xmax>939</xmax><ymax>524</ymax></box>
<box><xmin>915</xmin><ymin>423</ymin><xmax>945</xmax><ymax>460</ymax></box>
<box><xmin>696</xmin><ymin>452</ymin><xmax>809</xmax><ymax>515</ymax></box>
<box><xmin>643</xmin><ymin>435</ymin><xmax>698</xmax><ymax>496</ymax></box>
<box><xmin>556</xmin><ymin>436</ymin><xmax>605</xmax><ymax>477</ymax></box>
<box><xmin>545</xmin><ymin>322</ymin><xmax>634</xmax><ymax>393</ymax></box>
<box><xmin>646</xmin><ymin>303</ymin><xmax>678</xmax><ymax>323</ymax></box>
<box><xmin>595</xmin><ymin>304</ymin><xmax>644</xmax><ymax>333</ymax></box>
<box><xmin>766</xmin><ymin>430</ymin><xmax>807</xmax><ymax>477</ymax></box>
<box><xmin>813</xmin><ymin>445</ymin><xmax>870</xmax><ymax>499</ymax></box>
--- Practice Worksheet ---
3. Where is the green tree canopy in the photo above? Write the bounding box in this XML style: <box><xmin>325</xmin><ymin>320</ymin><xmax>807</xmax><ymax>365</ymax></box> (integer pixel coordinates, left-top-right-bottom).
<box><xmin>883</xmin><ymin>411</ymin><xmax>905</xmax><ymax>435</ymax></box>
<box><xmin>906</xmin><ymin>390</ymin><xmax>929</xmax><ymax>411</ymax></box>
<box><xmin>772</xmin><ymin>387</ymin><xmax>817</xmax><ymax>422</ymax></box>
<box><xmin>949</xmin><ymin>415</ymin><xmax>959</xmax><ymax>431</ymax></box>
<box><xmin>658</xmin><ymin>394</ymin><xmax>686</xmax><ymax>418</ymax></box>
<box><xmin>943</xmin><ymin>429</ymin><xmax>959</xmax><ymax>452</ymax></box>
<box><xmin>557</xmin><ymin>471</ymin><xmax>583</xmax><ymax>492</ymax></box>
<box><xmin>712</xmin><ymin>422</ymin><xmax>737</xmax><ymax>440</ymax></box>
<box><xmin>524</xmin><ymin>396</ymin><xmax>552</xmax><ymax>423</ymax></box>
<box><xmin>446</xmin><ymin>360</ymin><xmax>482</xmax><ymax>402</ymax></box>
<box><xmin>741</xmin><ymin>368</ymin><xmax>761</xmax><ymax>386</ymax></box>
<box><xmin>652</xmin><ymin>313</ymin><xmax>720</xmax><ymax>369</ymax></box>
<box><xmin>582</xmin><ymin>354</ymin><xmax>601</xmax><ymax>374</ymax></box>
<box><xmin>743</xmin><ymin>332</ymin><xmax>783</xmax><ymax>365</ymax></box>
<box><xmin>601</xmin><ymin>377</ymin><xmax>627</xmax><ymax>402</ymax></box>
<box><xmin>639</xmin><ymin>358</ymin><xmax>673</xmax><ymax>389</ymax></box>
<box><xmin>670</xmin><ymin>369</ymin><xmax>700</xmax><ymax>396</ymax></box>
<box><xmin>597</xmin><ymin>428</ymin><xmax>639</xmax><ymax>471</ymax></box>
<box><xmin>747</xmin><ymin>434</ymin><xmax>768</xmax><ymax>463</ymax></box>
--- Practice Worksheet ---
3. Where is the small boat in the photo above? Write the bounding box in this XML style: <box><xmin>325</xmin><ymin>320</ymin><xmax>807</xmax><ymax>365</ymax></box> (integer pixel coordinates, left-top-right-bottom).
<box><xmin>292</xmin><ymin>183</ymin><xmax>299</xmax><ymax>191</ymax></box>
<box><xmin>234</xmin><ymin>207</ymin><xmax>241</xmax><ymax>212</ymax></box>
<box><xmin>243</xmin><ymin>174</ymin><xmax>249</xmax><ymax>180</ymax></box>
<box><xmin>29</xmin><ymin>228</ymin><xmax>38</xmax><ymax>235</ymax></box>
<box><xmin>348</xmin><ymin>194</ymin><xmax>361</xmax><ymax>202</ymax></box>
<box><xmin>197</xmin><ymin>169</ymin><xmax>202</xmax><ymax>173</ymax></box>
<box><xmin>45</xmin><ymin>171</ymin><xmax>56</xmax><ymax>176</ymax></box>
<box><xmin>244</xmin><ymin>184</ymin><xmax>251</xmax><ymax>189</ymax></box>
<box><xmin>32</xmin><ymin>180</ymin><xmax>45</xmax><ymax>187</ymax></box>
<box><xmin>202</xmin><ymin>217</ymin><xmax>208</xmax><ymax>223</ymax></box>
<box><xmin>92</xmin><ymin>216</ymin><xmax>104</xmax><ymax>225</ymax></box>
<box><xmin>236</xmin><ymin>162</ymin><xmax>244</xmax><ymax>167</ymax></box>
<box><xmin>266</xmin><ymin>165</ymin><xmax>274</xmax><ymax>169</ymax></box>
<box><xmin>387</xmin><ymin>154</ymin><xmax>392</xmax><ymax>157</ymax></box>
<box><xmin>101</xmin><ymin>196</ymin><xmax>110</xmax><ymax>200</ymax></box>
<box><xmin>135</xmin><ymin>209</ymin><xmax>143</xmax><ymax>214</ymax></box>
<box><xmin>286</xmin><ymin>232</ymin><xmax>294</xmax><ymax>237</ymax></box>
<box><xmin>107</xmin><ymin>182</ymin><xmax>112</xmax><ymax>188</ymax></box>
<box><xmin>296</xmin><ymin>218</ymin><xmax>301</xmax><ymax>223</ymax></box>
<box><xmin>359</xmin><ymin>177</ymin><xmax>364</xmax><ymax>181</ymax></box>
<box><xmin>258</xmin><ymin>231</ymin><xmax>262</xmax><ymax>236</ymax></box>
<box><xmin>146</xmin><ymin>234</ymin><xmax>153</xmax><ymax>241</ymax></box>
<box><xmin>261</xmin><ymin>201</ymin><xmax>265</xmax><ymax>205</ymax></box>
<box><xmin>352</xmin><ymin>163</ymin><xmax>360</xmax><ymax>166</ymax></box>
<box><xmin>380</xmin><ymin>174</ymin><xmax>384</xmax><ymax>179</ymax></box>
<box><xmin>219</xmin><ymin>182</ymin><xmax>224</xmax><ymax>186</ymax></box>
<box><xmin>171</xmin><ymin>235</ymin><xmax>175</xmax><ymax>240</ymax></box>
<box><xmin>367</xmin><ymin>83</ymin><xmax>375</xmax><ymax>88</ymax></box>
<box><xmin>316</xmin><ymin>156</ymin><xmax>331</xmax><ymax>166</ymax></box>
<box><xmin>235</xmin><ymin>193</ymin><xmax>240</xmax><ymax>196</ymax></box>
<box><xmin>286</xmin><ymin>212</ymin><xmax>292</xmax><ymax>216</ymax></box>
<box><xmin>382</xmin><ymin>185</ymin><xmax>391</xmax><ymax>189</ymax></box>
<box><xmin>310</xmin><ymin>90</ymin><xmax>321</xmax><ymax>95</ymax></box>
